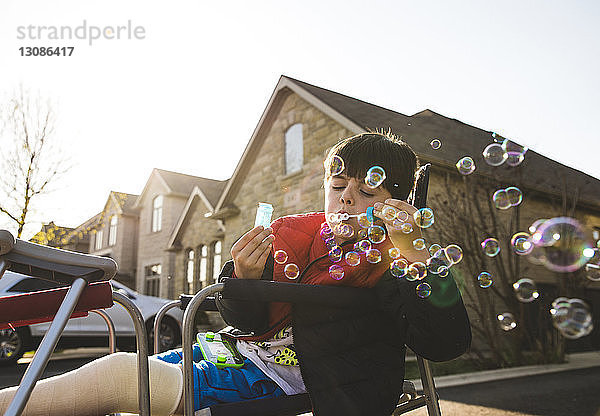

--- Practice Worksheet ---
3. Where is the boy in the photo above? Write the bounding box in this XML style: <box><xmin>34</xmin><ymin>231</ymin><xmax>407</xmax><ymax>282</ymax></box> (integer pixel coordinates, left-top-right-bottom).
<box><xmin>0</xmin><ymin>132</ymin><xmax>471</xmax><ymax>416</ymax></box>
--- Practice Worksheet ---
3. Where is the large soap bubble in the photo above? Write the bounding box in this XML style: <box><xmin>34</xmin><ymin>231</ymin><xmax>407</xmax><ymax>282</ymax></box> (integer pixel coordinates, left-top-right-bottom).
<box><xmin>414</xmin><ymin>208</ymin><xmax>435</xmax><ymax>228</ymax></box>
<box><xmin>531</xmin><ymin>217</ymin><xmax>594</xmax><ymax>273</ymax></box>
<box><xmin>550</xmin><ymin>298</ymin><xmax>594</xmax><ymax>339</ymax></box>
<box><xmin>497</xmin><ymin>312</ymin><xmax>517</xmax><ymax>331</ymax></box>
<box><xmin>481</xmin><ymin>238</ymin><xmax>500</xmax><ymax>257</ymax></box>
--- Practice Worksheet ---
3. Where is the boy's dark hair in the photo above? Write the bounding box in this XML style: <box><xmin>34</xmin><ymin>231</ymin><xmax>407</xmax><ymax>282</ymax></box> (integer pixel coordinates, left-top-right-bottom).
<box><xmin>324</xmin><ymin>131</ymin><xmax>419</xmax><ymax>201</ymax></box>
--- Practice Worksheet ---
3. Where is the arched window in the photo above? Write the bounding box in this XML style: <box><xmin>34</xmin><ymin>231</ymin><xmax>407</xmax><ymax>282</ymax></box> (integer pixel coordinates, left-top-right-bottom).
<box><xmin>199</xmin><ymin>245</ymin><xmax>208</xmax><ymax>288</ymax></box>
<box><xmin>152</xmin><ymin>195</ymin><xmax>163</xmax><ymax>232</ymax></box>
<box><xmin>211</xmin><ymin>240</ymin><xmax>222</xmax><ymax>284</ymax></box>
<box><xmin>186</xmin><ymin>249</ymin><xmax>195</xmax><ymax>294</ymax></box>
<box><xmin>108</xmin><ymin>216</ymin><xmax>118</xmax><ymax>246</ymax></box>
<box><xmin>284</xmin><ymin>123</ymin><xmax>303</xmax><ymax>175</ymax></box>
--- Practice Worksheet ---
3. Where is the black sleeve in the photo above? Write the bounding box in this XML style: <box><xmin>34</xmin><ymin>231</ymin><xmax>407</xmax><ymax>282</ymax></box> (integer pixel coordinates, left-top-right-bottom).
<box><xmin>215</xmin><ymin>257</ymin><xmax>273</xmax><ymax>334</ymax></box>
<box><xmin>376</xmin><ymin>270</ymin><xmax>472</xmax><ymax>362</ymax></box>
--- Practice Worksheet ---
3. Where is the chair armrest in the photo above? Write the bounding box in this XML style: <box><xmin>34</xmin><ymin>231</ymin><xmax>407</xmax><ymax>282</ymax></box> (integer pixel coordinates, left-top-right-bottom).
<box><xmin>0</xmin><ymin>281</ymin><xmax>114</xmax><ymax>330</ymax></box>
<box><xmin>220</xmin><ymin>278</ymin><xmax>377</xmax><ymax>308</ymax></box>
<box><xmin>0</xmin><ymin>230</ymin><xmax>117</xmax><ymax>283</ymax></box>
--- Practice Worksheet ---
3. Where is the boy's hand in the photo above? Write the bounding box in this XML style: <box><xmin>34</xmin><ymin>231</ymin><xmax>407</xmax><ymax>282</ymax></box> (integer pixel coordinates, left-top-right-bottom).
<box><xmin>231</xmin><ymin>226</ymin><xmax>275</xmax><ymax>279</ymax></box>
<box><xmin>373</xmin><ymin>199</ymin><xmax>429</xmax><ymax>263</ymax></box>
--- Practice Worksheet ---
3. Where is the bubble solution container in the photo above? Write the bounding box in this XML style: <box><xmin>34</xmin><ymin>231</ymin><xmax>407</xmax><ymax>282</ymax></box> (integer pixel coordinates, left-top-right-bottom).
<box><xmin>254</xmin><ymin>202</ymin><xmax>274</xmax><ymax>228</ymax></box>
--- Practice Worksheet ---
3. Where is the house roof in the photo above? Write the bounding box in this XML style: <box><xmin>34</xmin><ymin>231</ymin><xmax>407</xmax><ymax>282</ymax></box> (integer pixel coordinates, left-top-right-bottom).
<box><xmin>135</xmin><ymin>168</ymin><xmax>227</xmax><ymax>208</ymax></box>
<box><xmin>215</xmin><ymin>75</ymin><xmax>600</xmax><ymax>212</ymax></box>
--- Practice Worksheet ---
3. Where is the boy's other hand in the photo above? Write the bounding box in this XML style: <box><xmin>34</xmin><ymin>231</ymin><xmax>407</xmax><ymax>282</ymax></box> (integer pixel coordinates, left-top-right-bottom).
<box><xmin>231</xmin><ymin>226</ymin><xmax>275</xmax><ymax>279</ymax></box>
<box><xmin>373</xmin><ymin>199</ymin><xmax>429</xmax><ymax>263</ymax></box>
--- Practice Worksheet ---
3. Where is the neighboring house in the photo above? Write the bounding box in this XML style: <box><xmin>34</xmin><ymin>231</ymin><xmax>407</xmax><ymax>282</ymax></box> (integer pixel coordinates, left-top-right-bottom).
<box><xmin>87</xmin><ymin>192</ymin><xmax>139</xmax><ymax>289</ymax></box>
<box><xmin>133</xmin><ymin>169</ymin><xmax>227</xmax><ymax>298</ymax></box>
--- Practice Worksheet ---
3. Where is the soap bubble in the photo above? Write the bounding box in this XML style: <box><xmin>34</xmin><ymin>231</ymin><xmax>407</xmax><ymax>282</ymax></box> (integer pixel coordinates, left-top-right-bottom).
<box><xmin>428</xmin><ymin>244</ymin><xmax>443</xmax><ymax>257</ymax></box>
<box><xmin>381</xmin><ymin>205</ymin><xmax>398</xmax><ymax>221</ymax></box>
<box><xmin>550</xmin><ymin>298</ymin><xmax>593</xmax><ymax>339</ymax></box>
<box><xmin>388</xmin><ymin>247</ymin><xmax>401</xmax><ymax>259</ymax></box>
<box><xmin>365</xmin><ymin>166</ymin><xmax>386</xmax><ymax>188</ymax></box>
<box><xmin>427</xmin><ymin>249</ymin><xmax>452</xmax><ymax>274</ymax></box>
<box><xmin>324</xmin><ymin>237</ymin><xmax>337</xmax><ymax>250</ymax></box>
<box><xmin>430</xmin><ymin>139</ymin><xmax>442</xmax><ymax>150</ymax></box>
<box><xmin>357</xmin><ymin>228</ymin><xmax>368</xmax><ymax>240</ymax></box>
<box><xmin>456</xmin><ymin>156</ymin><xmax>476</xmax><ymax>175</ymax></box>
<box><xmin>584</xmin><ymin>262</ymin><xmax>600</xmax><ymax>282</ymax></box>
<box><xmin>345</xmin><ymin>251</ymin><xmax>361</xmax><ymax>266</ymax></box>
<box><xmin>506</xmin><ymin>152</ymin><xmax>525</xmax><ymax>167</ymax></box>
<box><xmin>391</xmin><ymin>218</ymin><xmax>404</xmax><ymax>230</ymax></box>
<box><xmin>416</xmin><ymin>283</ymin><xmax>432</xmax><ymax>298</ymax></box>
<box><xmin>390</xmin><ymin>259</ymin><xmax>409</xmax><ymax>278</ymax></box>
<box><xmin>511</xmin><ymin>232</ymin><xmax>533</xmax><ymax>255</ymax></box>
<box><xmin>414</xmin><ymin>208</ymin><xmax>435</xmax><ymax>228</ymax></box>
<box><xmin>329</xmin><ymin>264</ymin><xmax>345</xmax><ymax>280</ymax></box>
<box><xmin>401</xmin><ymin>223</ymin><xmax>413</xmax><ymax>234</ymax></box>
<box><xmin>330</xmin><ymin>155</ymin><xmax>345</xmax><ymax>176</ymax></box>
<box><xmin>339</xmin><ymin>223</ymin><xmax>355</xmax><ymax>238</ymax></box>
<box><xmin>445</xmin><ymin>244</ymin><xmax>463</xmax><ymax>265</ymax></box>
<box><xmin>531</xmin><ymin>217</ymin><xmax>594</xmax><ymax>273</ymax></box>
<box><xmin>396</xmin><ymin>210</ymin><xmax>410</xmax><ymax>222</ymax></box>
<box><xmin>368</xmin><ymin>225</ymin><xmax>387</xmax><ymax>244</ymax></box>
<box><xmin>478</xmin><ymin>272</ymin><xmax>493</xmax><ymax>288</ymax></box>
<box><xmin>407</xmin><ymin>262</ymin><xmax>427</xmax><ymax>281</ymax></box>
<box><xmin>320</xmin><ymin>226</ymin><xmax>333</xmax><ymax>240</ymax></box>
<box><xmin>274</xmin><ymin>250</ymin><xmax>288</xmax><ymax>264</ymax></box>
<box><xmin>284</xmin><ymin>263</ymin><xmax>300</xmax><ymax>280</ymax></box>
<box><xmin>493</xmin><ymin>189</ymin><xmax>511</xmax><ymax>210</ymax></box>
<box><xmin>512</xmin><ymin>278</ymin><xmax>539</xmax><ymax>303</ymax></box>
<box><xmin>413</xmin><ymin>238</ymin><xmax>426</xmax><ymax>251</ymax></box>
<box><xmin>354</xmin><ymin>239</ymin><xmax>371</xmax><ymax>253</ymax></box>
<box><xmin>365</xmin><ymin>249</ymin><xmax>382</xmax><ymax>264</ymax></box>
<box><xmin>329</xmin><ymin>246</ymin><xmax>343</xmax><ymax>263</ymax></box>
<box><xmin>439</xmin><ymin>267</ymin><xmax>449</xmax><ymax>277</ymax></box>
<box><xmin>357</xmin><ymin>212</ymin><xmax>373</xmax><ymax>228</ymax></box>
<box><xmin>506</xmin><ymin>187</ymin><xmax>523</xmax><ymax>207</ymax></box>
<box><xmin>497</xmin><ymin>313</ymin><xmax>517</xmax><ymax>331</ymax></box>
<box><xmin>481</xmin><ymin>238</ymin><xmax>500</xmax><ymax>257</ymax></box>
<box><xmin>483</xmin><ymin>143</ymin><xmax>507</xmax><ymax>166</ymax></box>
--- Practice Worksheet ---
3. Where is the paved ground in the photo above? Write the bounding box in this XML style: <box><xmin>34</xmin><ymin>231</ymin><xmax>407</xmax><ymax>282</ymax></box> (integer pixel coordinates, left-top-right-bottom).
<box><xmin>2</xmin><ymin>349</ymin><xmax>599</xmax><ymax>415</ymax></box>
<box><xmin>407</xmin><ymin>366</ymin><xmax>600</xmax><ymax>416</ymax></box>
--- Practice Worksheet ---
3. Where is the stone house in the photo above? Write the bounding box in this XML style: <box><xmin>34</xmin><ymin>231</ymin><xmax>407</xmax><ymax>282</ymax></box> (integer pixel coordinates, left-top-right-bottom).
<box><xmin>132</xmin><ymin>169</ymin><xmax>226</xmax><ymax>298</ymax></box>
<box><xmin>87</xmin><ymin>191</ymin><xmax>139</xmax><ymax>289</ymax></box>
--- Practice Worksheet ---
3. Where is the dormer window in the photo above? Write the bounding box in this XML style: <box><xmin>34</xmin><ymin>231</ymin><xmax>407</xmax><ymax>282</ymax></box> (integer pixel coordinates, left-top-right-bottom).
<box><xmin>108</xmin><ymin>216</ymin><xmax>118</xmax><ymax>246</ymax></box>
<box><xmin>152</xmin><ymin>195</ymin><xmax>163</xmax><ymax>232</ymax></box>
<box><xmin>284</xmin><ymin>123</ymin><xmax>303</xmax><ymax>175</ymax></box>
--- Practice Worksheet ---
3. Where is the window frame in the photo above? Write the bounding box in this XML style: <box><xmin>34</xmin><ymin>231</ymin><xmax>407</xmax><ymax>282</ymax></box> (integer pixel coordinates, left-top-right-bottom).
<box><xmin>144</xmin><ymin>263</ymin><xmax>162</xmax><ymax>297</ymax></box>
<box><xmin>284</xmin><ymin>123</ymin><xmax>304</xmax><ymax>175</ymax></box>
<box><xmin>108</xmin><ymin>215</ymin><xmax>118</xmax><ymax>246</ymax></box>
<box><xmin>151</xmin><ymin>195</ymin><xmax>163</xmax><ymax>233</ymax></box>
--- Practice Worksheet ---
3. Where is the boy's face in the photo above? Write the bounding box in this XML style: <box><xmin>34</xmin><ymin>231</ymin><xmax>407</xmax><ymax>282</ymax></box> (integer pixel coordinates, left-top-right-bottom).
<box><xmin>324</xmin><ymin>174</ymin><xmax>392</xmax><ymax>244</ymax></box>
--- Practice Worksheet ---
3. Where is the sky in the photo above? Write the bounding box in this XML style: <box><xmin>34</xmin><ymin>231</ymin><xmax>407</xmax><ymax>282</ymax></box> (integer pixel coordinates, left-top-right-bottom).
<box><xmin>0</xmin><ymin>0</ymin><xmax>598</xmax><ymax>239</ymax></box>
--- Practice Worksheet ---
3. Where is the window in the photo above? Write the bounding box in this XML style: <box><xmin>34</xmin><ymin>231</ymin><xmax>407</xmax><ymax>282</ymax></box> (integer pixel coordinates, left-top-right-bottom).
<box><xmin>108</xmin><ymin>216</ymin><xmax>118</xmax><ymax>246</ymax></box>
<box><xmin>95</xmin><ymin>229</ymin><xmax>103</xmax><ymax>250</ymax></box>
<box><xmin>284</xmin><ymin>123</ymin><xmax>303</xmax><ymax>175</ymax></box>
<box><xmin>144</xmin><ymin>264</ymin><xmax>161</xmax><ymax>296</ymax></box>
<box><xmin>152</xmin><ymin>195</ymin><xmax>163</xmax><ymax>232</ymax></box>
<box><xmin>199</xmin><ymin>245</ymin><xmax>208</xmax><ymax>288</ymax></box>
<box><xmin>212</xmin><ymin>240</ymin><xmax>222</xmax><ymax>283</ymax></box>
<box><xmin>186</xmin><ymin>249</ymin><xmax>195</xmax><ymax>294</ymax></box>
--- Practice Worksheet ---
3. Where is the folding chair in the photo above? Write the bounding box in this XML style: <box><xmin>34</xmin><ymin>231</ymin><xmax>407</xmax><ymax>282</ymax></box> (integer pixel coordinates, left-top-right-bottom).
<box><xmin>0</xmin><ymin>231</ymin><xmax>152</xmax><ymax>416</ymax></box>
<box><xmin>154</xmin><ymin>164</ymin><xmax>442</xmax><ymax>416</ymax></box>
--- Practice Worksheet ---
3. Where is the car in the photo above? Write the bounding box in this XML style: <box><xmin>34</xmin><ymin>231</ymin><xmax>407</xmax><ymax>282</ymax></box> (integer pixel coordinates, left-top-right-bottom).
<box><xmin>0</xmin><ymin>270</ymin><xmax>184</xmax><ymax>365</ymax></box>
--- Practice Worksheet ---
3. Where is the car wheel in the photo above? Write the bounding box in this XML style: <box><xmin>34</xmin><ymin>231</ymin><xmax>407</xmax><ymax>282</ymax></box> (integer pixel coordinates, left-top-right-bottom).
<box><xmin>146</xmin><ymin>317</ymin><xmax>181</xmax><ymax>353</ymax></box>
<box><xmin>0</xmin><ymin>327</ymin><xmax>30</xmax><ymax>366</ymax></box>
